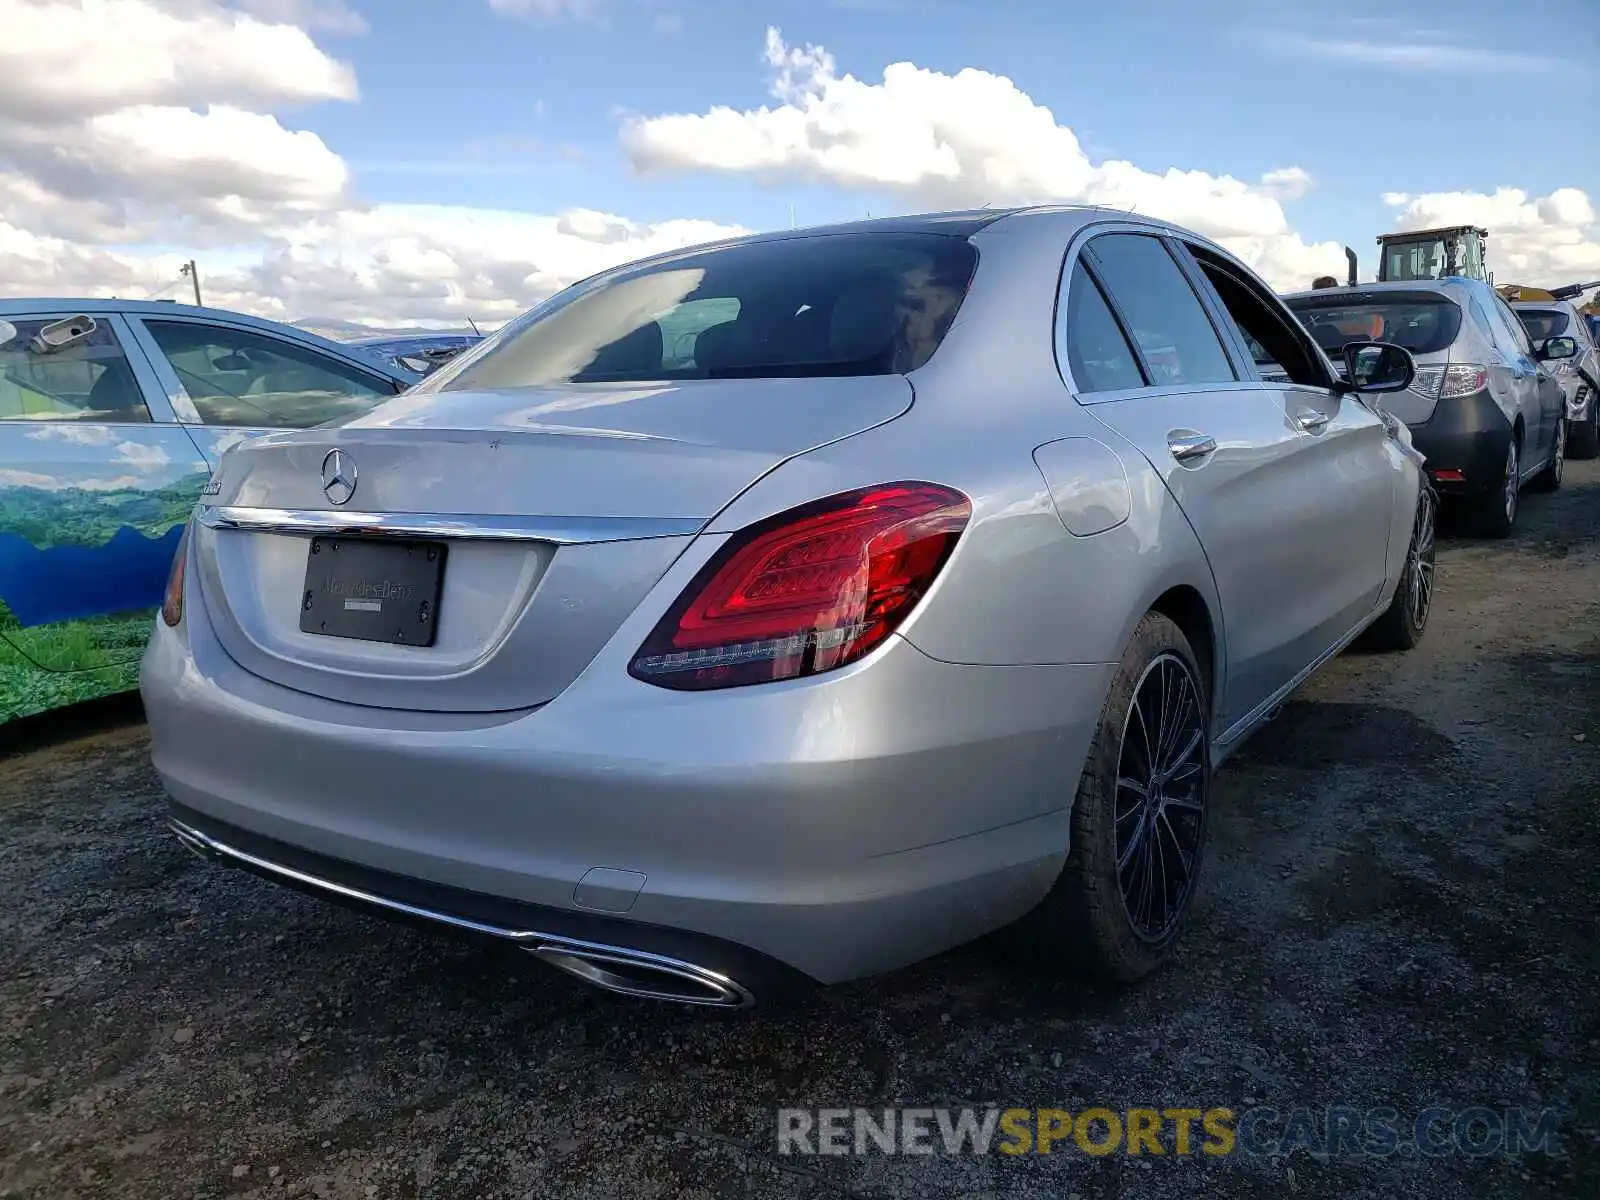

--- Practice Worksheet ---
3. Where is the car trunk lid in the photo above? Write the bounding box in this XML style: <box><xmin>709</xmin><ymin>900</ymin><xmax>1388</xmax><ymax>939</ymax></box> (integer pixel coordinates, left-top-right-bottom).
<box><xmin>192</xmin><ymin>377</ymin><xmax>912</xmax><ymax>712</ymax></box>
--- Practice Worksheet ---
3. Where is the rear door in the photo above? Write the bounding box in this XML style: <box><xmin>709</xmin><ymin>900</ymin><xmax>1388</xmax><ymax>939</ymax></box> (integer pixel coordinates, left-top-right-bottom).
<box><xmin>1058</xmin><ymin>231</ymin><xmax>1321</xmax><ymax>731</ymax></box>
<box><xmin>121</xmin><ymin>315</ymin><xmax>408</xmax><ymax>467</ymax></box>
<box><xmin>0</xmin><ymin>310</ymin><xmax>209</xmax><ymax>674</ymax></box>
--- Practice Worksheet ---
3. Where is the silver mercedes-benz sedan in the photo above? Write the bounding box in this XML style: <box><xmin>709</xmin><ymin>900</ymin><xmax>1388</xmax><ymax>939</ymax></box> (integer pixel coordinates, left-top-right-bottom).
<box><xmin>142</xmin><ymin>207</ymin><xmax>1434</xmax><ymax>1007</ymax></box>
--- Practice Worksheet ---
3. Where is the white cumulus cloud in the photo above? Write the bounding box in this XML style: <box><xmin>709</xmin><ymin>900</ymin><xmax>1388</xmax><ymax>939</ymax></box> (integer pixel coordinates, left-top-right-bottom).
<box><xmin>0</xmin><ymin>0</ymin><xmax>355</xmax><ymax>124</ymax></box>
<box><xmin>0</xmin><ymin>0</ymin><xmax>742</xmax><ymax>326</ymax></box>
<box><xmin>1384</xmin><ymin>187</ymin><xmax>1600</xmax><ymax>285</ymax></box>
<box><xmin>0</xmin><ymin>0</ymin><xmax>359</xmax><ymax>243</ymax></box>
<box><xmin>622</xmin><ymin>27</ymin><xmax>1346</xmax><ymax>288</ymax></box>
<box><xmin>4</xmin><ymin>6</ymin><xmax>1596</xmax><ymax>329</ymax></box>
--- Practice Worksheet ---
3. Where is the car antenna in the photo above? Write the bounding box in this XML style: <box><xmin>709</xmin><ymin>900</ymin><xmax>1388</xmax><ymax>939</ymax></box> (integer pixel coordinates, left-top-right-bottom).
<box><xmin>466</xmin><ymin>316</ymin><xmax>482</xmax><ymax>336</ymax></box>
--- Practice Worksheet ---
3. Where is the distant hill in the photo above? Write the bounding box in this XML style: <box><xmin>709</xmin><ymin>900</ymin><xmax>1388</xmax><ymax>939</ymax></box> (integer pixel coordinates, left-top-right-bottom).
<box><xmin>0</xmin><ymin>474</ymin><xmax>207</xmax><ymax>550</ymax></box>
<box><xmin>291</xmin><ymin>317</ymin><xmax>491</xmax><ymax>342</ymax></box>
<box><xmin>0</xmin><ymin>475</ymin><xmax>205</xmax><ymax>629</ymax></box>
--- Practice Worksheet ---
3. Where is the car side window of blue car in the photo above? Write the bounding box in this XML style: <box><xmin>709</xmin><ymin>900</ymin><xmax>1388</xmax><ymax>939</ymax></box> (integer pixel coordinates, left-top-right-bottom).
<box><xmin>142</xmin><ymin>320</ymin><xmax>398</xmax><ymax>429</ymax></box>
<box><xmin>0</xmin><ymin>319</ymin><xmax>150</xmax><ymax>424</ymax></box>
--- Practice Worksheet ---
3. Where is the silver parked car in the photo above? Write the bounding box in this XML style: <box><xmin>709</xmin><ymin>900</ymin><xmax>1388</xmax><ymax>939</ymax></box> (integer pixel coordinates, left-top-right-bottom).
<box><xmin>142</xmin><ymin>209</ymin><xmax>1433</xmax><ymax>1006</ymax></box>
<box><xmin>1512</xmin><ymin>299</ymin><xmax>1600</xmax><ymax>459</ymax></box>
<box><xmin>1283</xmin><ymin>279</ymin><xmax>1571</xmax><ymax>537</ymax></box>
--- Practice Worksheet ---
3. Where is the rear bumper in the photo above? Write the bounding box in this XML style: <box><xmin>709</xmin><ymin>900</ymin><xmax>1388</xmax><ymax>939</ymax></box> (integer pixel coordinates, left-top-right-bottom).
<box><xmin>1406</xmin><ymin>389</ymin><xmax>1513</xmax><ymax>497</ymax></box>
<box><xmin>167</xmin><ymin>806</ymin><xmax>795</xmax><ymax>1006</ymax></box>
<box><xmin>141</xmin><ymin>583</ymin><xmax>1112</xmax><ymax>988</ymax></box>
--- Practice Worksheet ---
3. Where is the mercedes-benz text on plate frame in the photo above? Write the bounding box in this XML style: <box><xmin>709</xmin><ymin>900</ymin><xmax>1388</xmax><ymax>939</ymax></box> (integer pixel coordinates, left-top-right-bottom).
<box><xmin>321</xmin><ymin>448</ymin><xmax>357</xmax><ymax>506</ymax></box>
<box><xmin>140</xmin><ymin>209</ymin><xmax>1432</xmax><ymax>1008</ymax></box>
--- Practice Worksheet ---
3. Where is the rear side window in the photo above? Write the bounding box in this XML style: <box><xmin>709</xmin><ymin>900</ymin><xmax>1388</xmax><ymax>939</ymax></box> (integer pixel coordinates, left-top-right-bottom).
<box><xmin>1060</xmin><ymin>265</ymin><xmax>1145</xmax><ymax>392</ymax></box>
<box><xmin>1490</xmin><ymin>296</ymin><xmax>1534</xmax><ymax>355</ymax></box>
<box><xmin>1085</xmin><ymin>234</ymin><xmax>1236</xmax><ymax>387</ymax></box>
<box><xmin>1514</xmin><ymin>308</ymin><xmax>1570</xmax><ymax>341</ymax></box>
<box><xmin>1468</xmin><ymin>297</ymin><xmax>1501</xmax><ymax>343</ymax></box>
<box><xmin>438</xmin><ymin>233</ymin><xmax>978</xmax><ymax>388</ymax></box>
<box><xmin>1286</xmin><ymin>295</ymin><xmax>1463</xmax><ymax>356</ymax></box>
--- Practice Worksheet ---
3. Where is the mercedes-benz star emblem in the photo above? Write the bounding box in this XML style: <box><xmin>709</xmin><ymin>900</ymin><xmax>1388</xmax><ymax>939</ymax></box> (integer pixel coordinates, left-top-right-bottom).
<box><xmin>321</xmin><ymin>448</ymin><xmax>357</xmax><ymax>506</ymax></box>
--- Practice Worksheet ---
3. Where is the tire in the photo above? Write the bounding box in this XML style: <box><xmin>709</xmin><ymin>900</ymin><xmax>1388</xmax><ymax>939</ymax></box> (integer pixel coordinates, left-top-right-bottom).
<box><xmin>1362</xmin><ymin>481</ymin><xmax>1435</xmax><ymax>652</ymax></box>
<box><xmin>1470</xmin><ymin>434</ymin><xmax>1520</xmax><ymax>539</ymax></box>
<box><xmin>1012</xmin><ymin>612</ymin><xmax>1211</xmax><ymax>984</ymax></box>
<box><xmin>1528</xmin><ymin>417</ymin><xmax>1566</xmax><ymax>493</ymax></box>
<box><xmin>1570</xmin><ymin>399</ymin><xmax>1598</xmax><ymax>460</ymax></box>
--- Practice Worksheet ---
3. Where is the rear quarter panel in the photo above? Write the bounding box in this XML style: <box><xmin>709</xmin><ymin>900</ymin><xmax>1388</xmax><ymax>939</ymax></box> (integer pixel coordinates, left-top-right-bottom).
<box><xmin>702</xmin><ymin>210</ymin><xmax>1225</xmax><ymax>680</ymax></box>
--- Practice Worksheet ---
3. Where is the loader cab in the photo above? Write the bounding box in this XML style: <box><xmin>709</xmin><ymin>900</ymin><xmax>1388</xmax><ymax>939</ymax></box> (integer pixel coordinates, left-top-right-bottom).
<box><xmin>1377</xmin><ymin>226</ymin><xmax>1490</xmax><ymax>284</ymax></box>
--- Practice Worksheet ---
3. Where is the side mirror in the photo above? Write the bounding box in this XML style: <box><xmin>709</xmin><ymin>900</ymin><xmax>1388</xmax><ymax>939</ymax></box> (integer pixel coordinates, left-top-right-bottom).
<box><xmin>1536</xmin><ymin>336</ymin><xmax>1577</xmax><ymax>361</ymax></box>
<box><xmin>1340</xmin><ymin>341</ymin><xmax>1416</xmax><ymax>394</ymax></box>
<box><xmin>212</xmin><ymin>352</ymin><xmax>252</xmax><ymax>371</ymax></box>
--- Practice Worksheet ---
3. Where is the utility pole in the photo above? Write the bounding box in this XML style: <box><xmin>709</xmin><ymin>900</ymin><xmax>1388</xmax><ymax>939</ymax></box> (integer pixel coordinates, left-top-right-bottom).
<box><xmin>180</xmin><ymin>260</ymin><xmax>202</xmax><ymax>307</ymax></box>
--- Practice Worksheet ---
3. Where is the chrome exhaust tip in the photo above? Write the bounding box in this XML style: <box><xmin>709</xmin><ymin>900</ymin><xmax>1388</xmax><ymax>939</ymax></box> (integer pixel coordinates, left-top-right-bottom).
<box><xmin>529</xmin><ymin>943</ymin><xmax>753</xmax><ymax>1009</ymax></box>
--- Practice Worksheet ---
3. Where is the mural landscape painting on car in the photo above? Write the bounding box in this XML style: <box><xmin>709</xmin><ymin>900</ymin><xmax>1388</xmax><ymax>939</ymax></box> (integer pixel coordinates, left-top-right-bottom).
<box><xmin>0</xmin><ymin>474</ymin><xmax>206</xmax><ymax>723</ymax></box>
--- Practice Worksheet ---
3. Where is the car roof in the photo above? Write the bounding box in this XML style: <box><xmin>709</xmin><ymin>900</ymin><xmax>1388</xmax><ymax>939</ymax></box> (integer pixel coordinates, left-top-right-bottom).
<box><xmin>1509</xmin><ymin>298</ymin><xmax>1579</xmax><ymax>313</ymax></box>
<box><xmin>0</xmin><ymin>297</ymin><xmax>412</xmax><ymax>380</ymax></box>
<box><xmin>564</xmin><ymin>205</ymin><xmax>1239</xmax><ymax>287</ymax></box>
<box><xmin>1281</xmin><ymin>278</ymin><xmax>1486</xmax><ymax>304</ymax></box>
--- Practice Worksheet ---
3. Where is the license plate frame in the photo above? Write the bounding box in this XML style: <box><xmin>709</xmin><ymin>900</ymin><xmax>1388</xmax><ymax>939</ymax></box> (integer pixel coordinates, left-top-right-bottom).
<box><xmin>299</xmin><ymin>536</ymin><xmax>446</xmax><ymax>647</ymax></box>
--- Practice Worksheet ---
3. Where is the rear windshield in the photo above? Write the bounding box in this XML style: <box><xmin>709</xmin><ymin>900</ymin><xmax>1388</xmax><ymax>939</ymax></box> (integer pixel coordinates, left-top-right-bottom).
<box><xmin>1285</xmin><ymin>295</ymin><xmax>1463</xmax><ymax>356</ymax></box>
<box><xmin>437</xmin><ymin>232</ymin><xmax>978</xmax><ymax>388</ymax></box>
<box><xmin>1515</xmin><ymin>308</ymin><xmax>1570</xmax><ymax>340</ymax></box>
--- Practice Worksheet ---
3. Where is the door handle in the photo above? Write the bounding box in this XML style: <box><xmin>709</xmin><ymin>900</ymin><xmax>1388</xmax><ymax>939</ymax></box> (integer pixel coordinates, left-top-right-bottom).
<box><xmin>1292</xmin><ymin>407</ymin><xmax>1331</xmax><ymax>432</ymax></box>
<box><xmin>1167</xmin><ymin>432</ymin><xmax>1217</xmax><ymax>462</ymax></box>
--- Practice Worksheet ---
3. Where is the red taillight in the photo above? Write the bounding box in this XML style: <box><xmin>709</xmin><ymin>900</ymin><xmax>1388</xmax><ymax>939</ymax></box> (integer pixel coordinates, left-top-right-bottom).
<box><xmin>160</xmin><ymin>521</ymin><xmax>191</xmax><ymax>627</ymax></box>
<box><xmin>1430</xmin><ymin>468</ymin><xmax>1465</xmax><ymax>483</ymax></box>
<box><xmin>629</xmin><ymin>482</ymin><xmax>971</xmax><ymax>690</ymax></box>
<box><xmin>1440</xmin><ymin>365</ymin><xmax>1488</xmax><ymax>400</ymax></box>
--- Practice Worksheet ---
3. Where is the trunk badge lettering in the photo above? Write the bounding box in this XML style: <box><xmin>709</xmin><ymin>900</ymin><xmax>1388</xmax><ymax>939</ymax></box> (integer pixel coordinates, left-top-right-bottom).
<box><xmin>321</xmin><ymin>448</ymin><xmax>358</xmax><ymax>506</ymax></box>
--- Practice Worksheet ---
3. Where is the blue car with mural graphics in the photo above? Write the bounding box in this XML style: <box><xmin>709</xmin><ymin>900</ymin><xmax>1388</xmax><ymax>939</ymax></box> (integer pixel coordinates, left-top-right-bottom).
<box><xmin>1</xmin><ymin>299</ymin><xmax>422</xmax><ymax>726</ymax></box>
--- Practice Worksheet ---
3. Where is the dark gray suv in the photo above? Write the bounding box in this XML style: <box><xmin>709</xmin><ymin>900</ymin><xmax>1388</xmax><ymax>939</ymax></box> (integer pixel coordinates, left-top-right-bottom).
<box><xmin>1283</xmin><ymin>277</ymin><xmax>1572</xmax><ymax>537</ymax></box>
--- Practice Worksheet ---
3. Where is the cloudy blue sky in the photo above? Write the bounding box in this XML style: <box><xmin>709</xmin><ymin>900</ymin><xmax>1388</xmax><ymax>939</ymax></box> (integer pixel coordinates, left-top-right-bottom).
<box><xmin>2</xmin><ymin>0</ymin><xmax>1596</xmax><ymax>327</ymax></box>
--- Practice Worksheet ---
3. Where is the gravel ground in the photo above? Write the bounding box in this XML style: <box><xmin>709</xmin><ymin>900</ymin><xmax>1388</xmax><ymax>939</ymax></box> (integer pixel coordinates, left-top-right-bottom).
<box><xmin>3</xmin><ymin>462</ymin><xmax>1598</xmax><ymax>1200</ymax></box>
